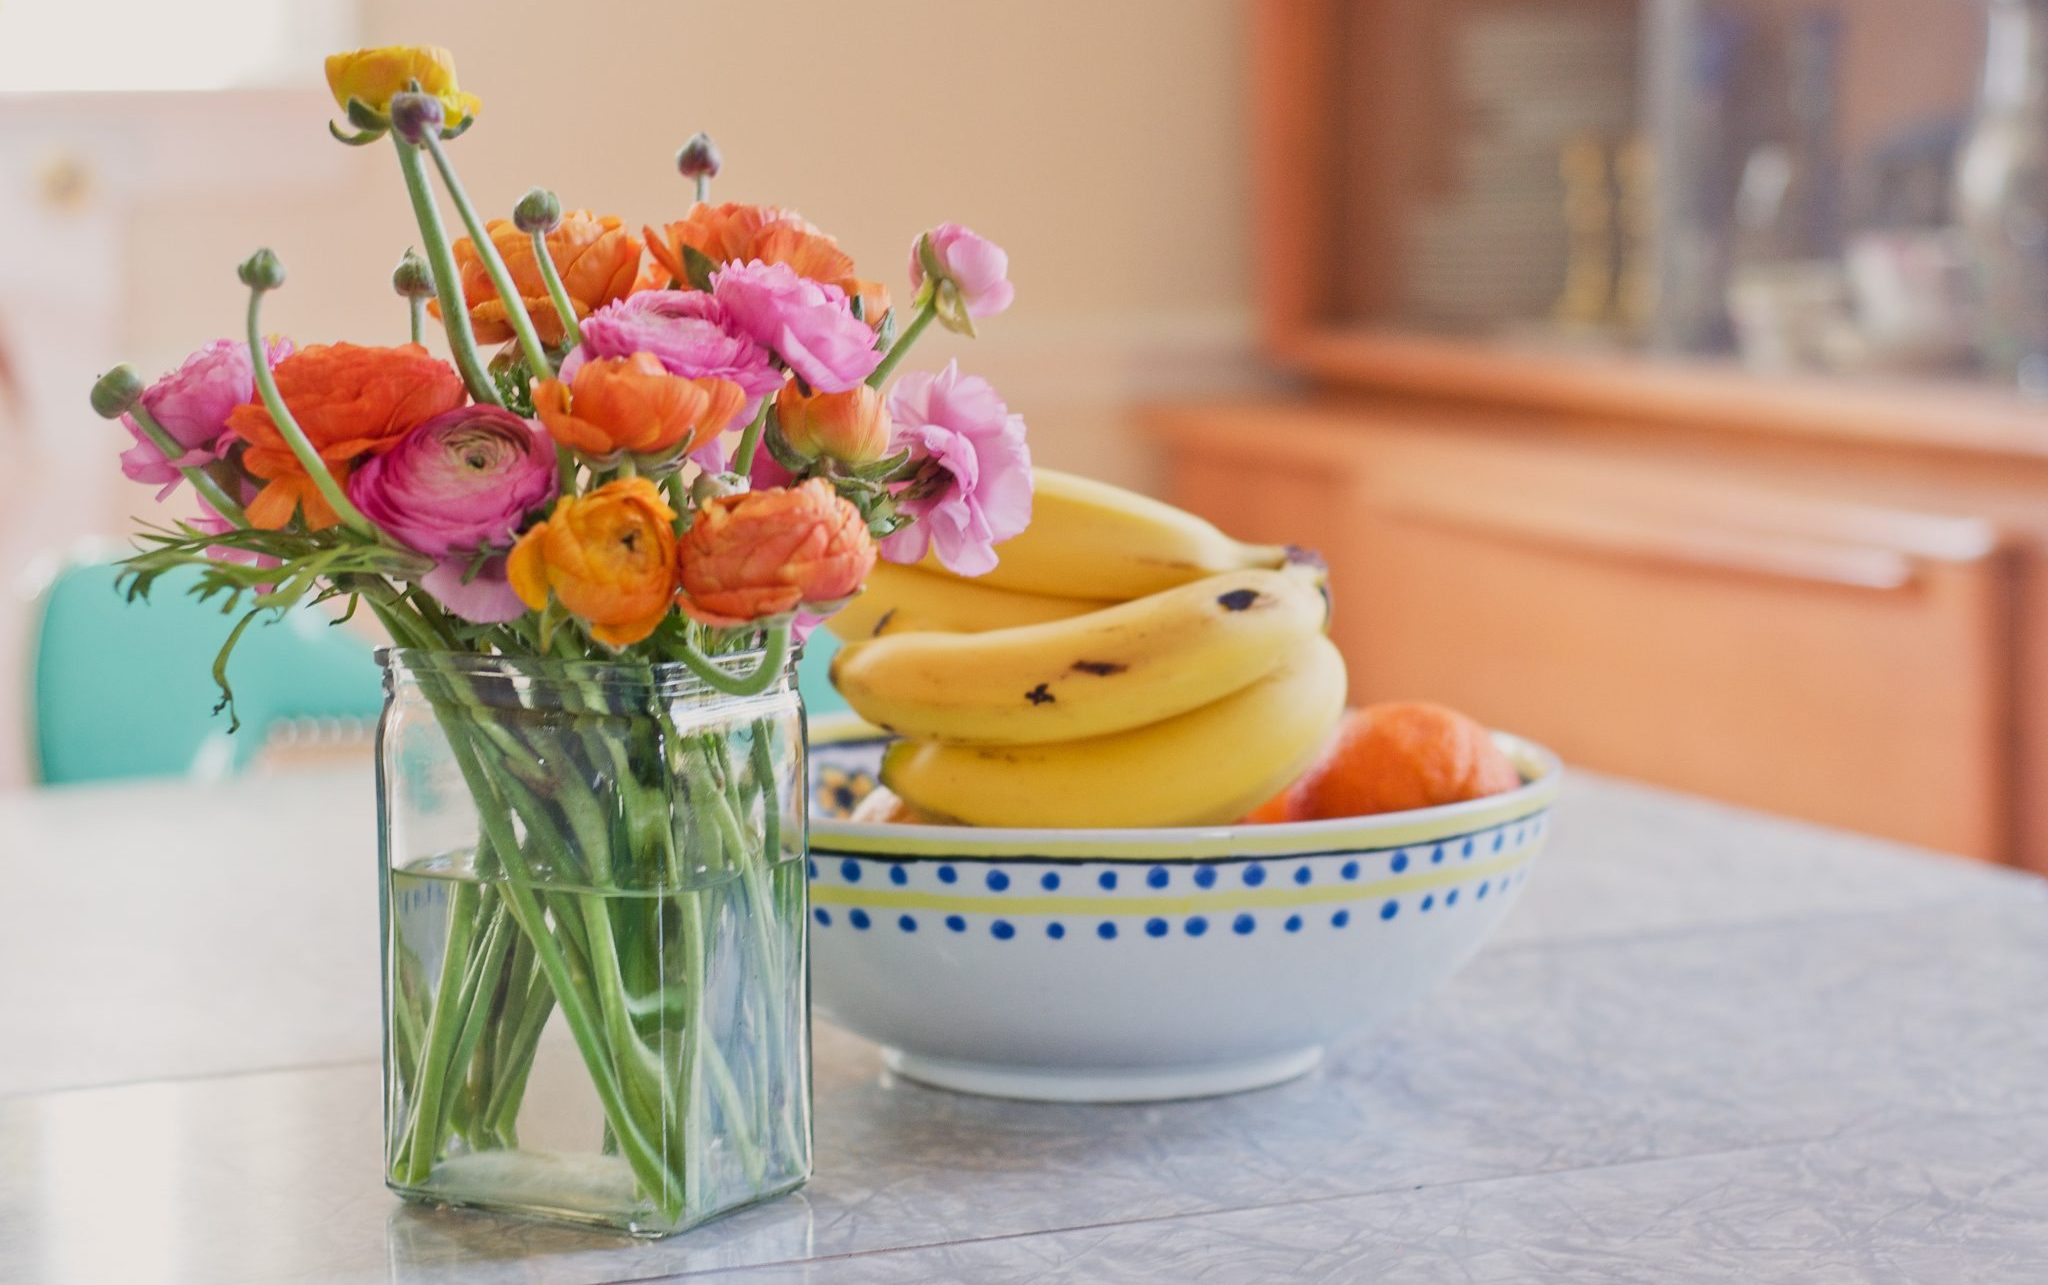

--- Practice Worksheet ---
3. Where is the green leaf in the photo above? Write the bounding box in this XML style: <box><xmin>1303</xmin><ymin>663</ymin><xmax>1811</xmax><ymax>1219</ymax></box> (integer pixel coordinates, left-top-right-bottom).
<box><xmin>762</xmin><ymin>417</ymin><xmax>812</xmax><ymax>473</ymax></box>
<box><xmin>680</xmin><ymin>245</ymin><xmax>719</xmax><ymax>292</ymax></box>
<box><xmin>209</xmin><ymin>608</ymin><xmax>265</xmax><ymax>733</ymax></box>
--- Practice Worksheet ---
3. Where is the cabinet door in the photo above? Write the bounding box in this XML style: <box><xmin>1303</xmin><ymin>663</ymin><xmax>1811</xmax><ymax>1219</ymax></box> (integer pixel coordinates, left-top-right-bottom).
<box><xmin>1152</xmin><ymin>404</ymin><xmax>2018</xmax><ymax>862</ymax></box>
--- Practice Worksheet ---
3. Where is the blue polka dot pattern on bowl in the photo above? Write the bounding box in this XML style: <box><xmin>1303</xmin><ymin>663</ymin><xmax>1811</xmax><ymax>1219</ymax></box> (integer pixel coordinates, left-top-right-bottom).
<box><xmin>806</xmin><ymin>807</ymin><xmax>1548</xmax><ymax>942</ymax></box>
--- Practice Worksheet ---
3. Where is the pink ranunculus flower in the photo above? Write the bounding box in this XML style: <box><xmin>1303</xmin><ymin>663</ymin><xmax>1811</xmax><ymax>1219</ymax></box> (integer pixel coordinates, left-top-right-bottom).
<box><xmin>711</xmin><ymin>260</ymin><xmax>882</xmax><ymax>393</ymax></box>
<box><xmin>910</xmin><ymin>223</ymin><xmax>1014</xmax><ymax>320</ymax></box>
<box><xmin>878</xmin><ymin>361</ymin><xmax>1031</xmax><ymax>577</ymax></box>
<box><xmin>119</xmin><ymin>338</ymin><xmax>291</xmax><ymax>498</ymax></box>
<box><xmin>347</xmin><ymin>405</ymin><xmax>557</xmax><ymax>623</ymax></box>
<box><xmin>561</xmin><ymin>291</ymin><xmax>784</xmax><ymax>422</ymax></box>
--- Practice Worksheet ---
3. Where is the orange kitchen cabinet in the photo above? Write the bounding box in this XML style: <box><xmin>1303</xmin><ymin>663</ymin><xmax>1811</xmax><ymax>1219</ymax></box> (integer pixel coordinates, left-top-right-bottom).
<box><xmin>1146</xmin><ymin>398</ymin><xmax>2023</xmax><ymax>865</ymax></box>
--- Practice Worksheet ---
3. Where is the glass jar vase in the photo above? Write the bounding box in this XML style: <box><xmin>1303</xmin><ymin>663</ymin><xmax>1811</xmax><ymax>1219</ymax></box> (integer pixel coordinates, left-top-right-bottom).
<box><xmin>377</xmin><ymin>648</ymin><xmax>810</xmax><ymax>1237</ymax></box>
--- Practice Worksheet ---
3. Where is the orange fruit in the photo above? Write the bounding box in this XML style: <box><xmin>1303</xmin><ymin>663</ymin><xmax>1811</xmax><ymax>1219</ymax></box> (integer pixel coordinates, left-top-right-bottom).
<box><xmin>1286</xmin><ymin>702</ymin><xmax>1519</xmax><ymax>820</ymax></box>
<box><xmin>1241</xmin><ymin>789</ymin><xmax>1296</xmax><ymax>824</ymax></box>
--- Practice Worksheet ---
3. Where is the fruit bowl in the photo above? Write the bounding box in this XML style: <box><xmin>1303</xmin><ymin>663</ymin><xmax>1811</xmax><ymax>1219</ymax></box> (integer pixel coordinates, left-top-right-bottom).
<box><xmin>804</xmin><ymin>714</ymin><xmax>1563</xmax><ymax>1102</ymax></box>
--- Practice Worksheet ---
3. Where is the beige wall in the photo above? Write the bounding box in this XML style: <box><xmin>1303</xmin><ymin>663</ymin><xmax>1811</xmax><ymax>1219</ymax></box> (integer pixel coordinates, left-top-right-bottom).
<box><xmin>122</xmin><ymin>0</ymin><xmax>1262</xmax><ymax>485</ymax></box>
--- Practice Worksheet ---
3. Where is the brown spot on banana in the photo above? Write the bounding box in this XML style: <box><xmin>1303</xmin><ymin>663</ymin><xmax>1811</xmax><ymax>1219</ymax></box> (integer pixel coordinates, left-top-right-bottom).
<box><xmin>1070</xmin><ymin>660</ymin><xmax>1128</xmax><ymax>676</ymax></box>
<box><xmin>1024</xmin><ymin>683</ymin><xmax>1056</xmax><ymax>705</ymax></box>
<box><xmin>1216</xmin><ymin>588</ymin><xmax>1264</xmax><ymax>612</ymax></box>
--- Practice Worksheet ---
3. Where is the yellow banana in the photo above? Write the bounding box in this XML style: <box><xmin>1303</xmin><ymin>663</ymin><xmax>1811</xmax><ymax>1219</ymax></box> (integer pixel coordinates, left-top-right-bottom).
<box><xmin>825</xmin><ymin>559</ymin><xmax>1100</xmax><ymax>641</ymax></box>
<box><xmin>881</xmin><ymin>633</ymin><xmax>1347</xmax><ymax>828</ymax></box>
<box><xmin>922</xmin><ymin>467</ymin><xmax>1291</xmax><ymax>601</ymax></box>
<box><xmin>833</xmin><ymin>567</ymin><xmax>1329</xmax><ymax>745</ymax></box>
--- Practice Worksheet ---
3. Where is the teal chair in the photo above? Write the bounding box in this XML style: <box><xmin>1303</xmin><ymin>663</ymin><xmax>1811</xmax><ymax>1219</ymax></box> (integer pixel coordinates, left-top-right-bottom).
<box><xmin>28</xmin><ymin>561</ymin><xmax>384</xmax><ymax>785</ymax></box>
<box><xmin>795</xmin><ymin>628</ymin><xmax>849</xmax><ymax>719</ymax></box>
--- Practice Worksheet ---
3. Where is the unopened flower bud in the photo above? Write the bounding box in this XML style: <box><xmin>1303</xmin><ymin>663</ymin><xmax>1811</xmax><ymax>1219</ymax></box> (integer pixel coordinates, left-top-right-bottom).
<box><xmin>90</xmin><ymin>364</ymin><xmax>145</xmax><ymax>419</ymax></box>
<box><xmin>391</xmin><ymin>248</ymin><xmax>435</xmax><ymax>299</ymax></box>
<box><xmin>237</xmin><ymin>248</ymin><xmax>285</xmax><ymax>291</ymax></box>
<box><xmin>388</xmin><ymin>90</ymin><xmax>445</xmax><ymax>146</ymax></box>
<box><xmin>676</xmin><ymin>132</ymin><xmax>722</xmax><ymax>181</ymax></box>
<box><xmin>691</xmin><ymin>470</ymin><xmax>746</xmax><ymax>505</ymax></box>
<box><xmin>776</xmin><ymin>383</ymin><xmax>889</xmax><ymax>465</ymax></box>
<box><xmin>513</xmin><ymin>187</ymin><xmax>562</xmax><ymax>234</ymax></box>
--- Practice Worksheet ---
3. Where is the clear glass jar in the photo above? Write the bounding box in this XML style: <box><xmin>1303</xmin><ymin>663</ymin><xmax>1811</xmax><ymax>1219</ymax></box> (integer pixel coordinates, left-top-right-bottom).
<box><xmin>377</xmin><ymin>648</ymin><xmax>810</xmax><ymax>1237</ymax></box>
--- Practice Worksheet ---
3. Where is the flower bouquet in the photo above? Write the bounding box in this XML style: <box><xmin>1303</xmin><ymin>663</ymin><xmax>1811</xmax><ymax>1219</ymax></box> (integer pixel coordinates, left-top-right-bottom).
<box><xmin>89</xmin><ymin>45</ymin><xmax>1029</xmax><ymax>1236</ymax></box>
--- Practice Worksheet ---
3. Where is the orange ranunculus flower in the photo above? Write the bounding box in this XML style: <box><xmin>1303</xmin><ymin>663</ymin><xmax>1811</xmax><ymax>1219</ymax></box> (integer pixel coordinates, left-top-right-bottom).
<box><xmin>432</xmin><ymin>211</ymin><xmax>642</xmax><ymax>346</ymax></box>
<box><xmin>775</xmin><ymin>383</ymin><xmax>889</xmax><ymax>465</ymax></box>
<box><xmin>324</xmin><ymin>46</ymin><xmax>480</xmax><ymax>128</ymax></box>
<box><xmin>677</xmin><ymin>479</ymin><xmax>877</xmax><ymax>626</ymax></box>
<box><xmin>507</xmin><ymin>478</ymin><xmax>679</xmax><ymax>647</ymax></box>
<box><xmin>644</xmin><ymin>202</ymin><xmax>860</xmax><ymax>293</ymax></box>
<box><xmin>225</xmin><ymin>342</ymin><xmax>466</xmax><ymax>530</ymax></box>
<box><xmin>533</xmin><ymin>353</ymin><xmax>745</xmax><ymax>460</ymax></box>
<box><xmin>843</xmin><ymin>278</ymin><xmax>893</xmax><ymax>328</ymax></box>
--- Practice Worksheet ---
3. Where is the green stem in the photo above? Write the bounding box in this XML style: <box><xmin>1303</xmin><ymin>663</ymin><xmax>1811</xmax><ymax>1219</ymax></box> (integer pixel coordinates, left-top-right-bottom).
<box><xmin>731</xmin><ymin>398</ymin><xmax>772</xmax><ymax>478</ymax></box>
<box><xmin>421</xmin><ymin>133</ymin><xmax>555</xmax><ymax>379</ymax></box>
<box><xmin>530</xmin><ymin>227</ymin><xmax>584</xmax><ymax>350</ymax></box>
<box><xmin>408</xmin><ymin>295</ymin><xmax>426</xmax><ymax>346</ymax></box>
<box><xmin>392</xmin><ymin>137</ymin><xmax>499</xmax><ymax>405</ymax></box>
<box><xmin>669</xmin><ymin>624</ymin><xmax>791</xmax><ymax>699</ymax></box>
<box><xmin>391</xmin><ymin>879</ymin><xmax>481</xmax><ymax>1184</ymax></box>
<box><xmin>126</xmin><ymin>403</ymin><xmax>246</xmax><ymax>524</ymax></box>
<box><xmin>245</xmin><ymin>290</ymin><xmax>379</xmax><ymax>538</ymax></box>
<box><xmin>865</xmin><ymin>299</ymin><xmax>936</xmax><ymax>388</ymax></box>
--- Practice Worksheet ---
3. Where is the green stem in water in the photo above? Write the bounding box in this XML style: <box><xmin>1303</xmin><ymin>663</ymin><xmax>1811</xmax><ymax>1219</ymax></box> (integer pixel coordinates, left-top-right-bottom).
<box><xmin>529</xmin><ymin>227</ymin><xmax>584</xmax><ymax>351</ymax></box>
<box><xmin>865</xmin><ymin>299</ymin><xmax>937</xmax><ymax>388</ymax></box>
<box><xmin>244</xmin><ymin>288</ymin><xmax>379</xmax><ymax>539</ymax></box>
<box><xmin>730</xmin><ymin>398</ymin><xmax>772</xmax><ymax>479</ymax></box>
<box><xmin>126</xmin><ymin>403</ymin><xmax>246</xmax><ymax>524</ymax></box>
<box><xmin>392</xmin><ymin>137</ymin><xmax>499</xmax><ymax>405</ymax></box>
<box><xmin>420</xmin><ymin>133</ymin><xmax>555</xmax><ymax>380</ymax></box>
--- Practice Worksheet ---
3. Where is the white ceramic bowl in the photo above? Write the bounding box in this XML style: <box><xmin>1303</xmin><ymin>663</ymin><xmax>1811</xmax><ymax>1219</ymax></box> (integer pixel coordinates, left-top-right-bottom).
<box><xmin>805</xmin><ymin>716</ymin><xmax>1562</xmax><ymax>1102</ymax></box>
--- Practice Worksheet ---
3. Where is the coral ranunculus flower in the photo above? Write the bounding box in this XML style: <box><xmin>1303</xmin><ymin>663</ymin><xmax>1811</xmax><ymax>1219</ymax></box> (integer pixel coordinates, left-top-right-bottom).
<box><xmin>677</xmin><ymin>479</ymin><xmax>877</xmax><ymax>626</ymax></box>
<box><xmin>435</xmin><ymin>211</ymin><xmax>642</xmax><ymax>346</ymax></box>
<box><xmin>324</xmin><ymin>46</ymin><xmax>480</xmax><ymax>128</ymax></box>
<box><xmin>644</xmin><ymin>203</ymin><xmax>880</xmax><ymax>314</ymax></box>
<box><xmin>775</xmin><ymin>383</ymin><xmax>889</xmax><ymax>465</ymax></box>
<box><xmin>533</xmin><ymin>353</ymin><xmax>745</xmax><ymax>461</ymax></box>
<box><xmin>225</xmin><ymin>342</ymin><xmax>467</xmax><ymax>530</ymax></box>
<box><xmin>507</xmin><ymin>478</ymin><xmax>679</xmax><ymax>647</ymax></box>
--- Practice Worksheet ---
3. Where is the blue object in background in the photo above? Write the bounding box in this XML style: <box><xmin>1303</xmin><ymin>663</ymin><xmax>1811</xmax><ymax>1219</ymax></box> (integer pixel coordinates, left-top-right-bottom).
<box><xmin>29</xmin><ymin>562</ymin><xmax>383</xmax><ymax>785</ymax></box>
<box><xmin>795</xmin><ymin>628</ymin><xmax>848</xmax><ymax>718</ymax></box>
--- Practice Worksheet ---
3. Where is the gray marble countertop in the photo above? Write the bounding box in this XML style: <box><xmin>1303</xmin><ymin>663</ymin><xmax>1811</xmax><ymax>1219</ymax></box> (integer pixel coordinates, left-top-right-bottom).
<box><xmin>4</xmin><ymin>766</ymin><xmax>2046</xmax><ymax>1283</ymax></box>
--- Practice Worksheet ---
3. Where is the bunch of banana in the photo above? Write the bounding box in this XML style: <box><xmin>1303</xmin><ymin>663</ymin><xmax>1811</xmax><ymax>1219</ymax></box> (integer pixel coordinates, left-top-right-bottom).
<box><xmin>826</xmin><ymin>469</ymin><xmax>1347</xmax><ymax>827</ymax></box>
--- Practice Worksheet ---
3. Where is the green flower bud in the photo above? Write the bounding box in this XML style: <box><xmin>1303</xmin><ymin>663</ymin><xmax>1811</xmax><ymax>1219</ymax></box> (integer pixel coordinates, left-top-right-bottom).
<box><xmin>238</xmin><ymin>248</ymin><xmax>285</xmax><ymax>292</ymax></box>
<box><xmin>676</xmin><ymin>132</ymin><xmax>722</xmax><ymax>181</ymax></box>
<box><xmin>513</xmin><ymin>187</ymin><xmax>562</xmax><ymax>234</ymax></box>
<box><xmin>89</xmin><ymin>364</ymin><xmax>145</xmax><ymax>419</ymax></box>
<box><xmin>391</xmin><ymin>248</ymin><xmax>435</xmax><ymax>299</ymax></box>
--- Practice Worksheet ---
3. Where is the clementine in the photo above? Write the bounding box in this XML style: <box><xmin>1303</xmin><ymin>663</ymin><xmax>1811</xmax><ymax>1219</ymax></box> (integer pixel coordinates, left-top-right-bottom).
<box><xmin>1282</xmin><ymin>702</ymin><xmax>1520</xmax><ymax>821</ymax></box>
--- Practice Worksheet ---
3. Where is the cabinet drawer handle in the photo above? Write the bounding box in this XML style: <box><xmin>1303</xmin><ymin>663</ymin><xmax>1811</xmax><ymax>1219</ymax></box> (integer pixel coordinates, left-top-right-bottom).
<box><xmin>1380</xmin><ymin>494</ymin><xmax>1921</xmax><ymax>591</ymax></box>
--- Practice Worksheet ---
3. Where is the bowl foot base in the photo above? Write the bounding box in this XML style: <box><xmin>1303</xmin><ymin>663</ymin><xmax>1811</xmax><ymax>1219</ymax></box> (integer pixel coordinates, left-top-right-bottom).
<box><xmin>881</xmin><ymin>1045</ymin><xmax>1324</xmax><ymax>1103</ymax></box>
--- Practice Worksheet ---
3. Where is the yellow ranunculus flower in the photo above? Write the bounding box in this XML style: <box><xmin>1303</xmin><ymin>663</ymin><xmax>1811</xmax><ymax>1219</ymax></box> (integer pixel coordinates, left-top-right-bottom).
<box><xmin>324</xmin><ymin>45</ymin><xmax>481</xmax><ymax>128</ymax></box>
